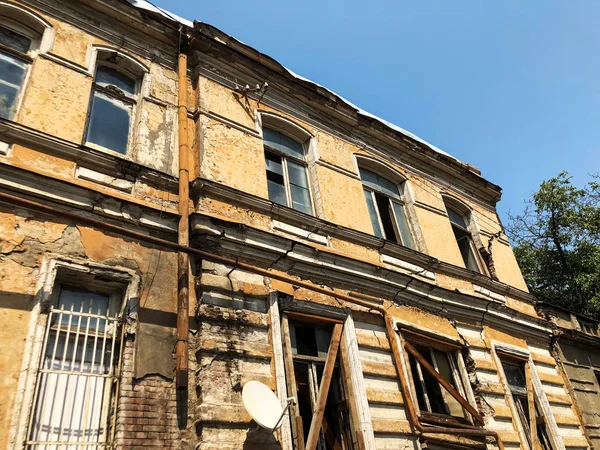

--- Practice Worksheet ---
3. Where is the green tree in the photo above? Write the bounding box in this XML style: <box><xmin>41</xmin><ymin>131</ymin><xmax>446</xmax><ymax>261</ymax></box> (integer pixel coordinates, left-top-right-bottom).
<box><xmin>506</xmin><ymin>172</ymin><xmax>600</xmax><ymax>318</ymax></box>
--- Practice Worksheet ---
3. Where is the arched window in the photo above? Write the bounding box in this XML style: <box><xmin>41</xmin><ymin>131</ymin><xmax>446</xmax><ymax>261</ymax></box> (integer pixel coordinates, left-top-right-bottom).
<box><xmin>360</xmin><ymin>167</ymin><xmax>416</xmax><ymax>249</ymax></box>
<box><xmin>85</xmin><ymin>49</ymin><xmax>147</xmax><ymax>155</ymax></box>
<box><xmin>443</xmin><ymin>198</ymin><xmax>481</xmax><ymax>272</ymax></box>
<box><xmin>263</xmin><ymin>126</ymin><xmax>314</xmax><ymax>215</ymax></box>
<box><xmin>0</xmin><ymin>2</ymin><xmax>51</xmax><ymax>119</ymax></box>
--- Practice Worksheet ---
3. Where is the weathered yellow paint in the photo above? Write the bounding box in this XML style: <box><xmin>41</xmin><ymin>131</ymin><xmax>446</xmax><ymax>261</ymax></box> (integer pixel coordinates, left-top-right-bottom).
<box><xmin>19</xmin><ymin>58</ymin><xmax>92</xmax><ymax>143</ymax></box>
<box><xmin>198</xmin><ymin>78</ymin><xmax>256</xmax><ymax>130</ymax></box>
<box><xmin>199</xmin><ymin>115</ymin><xmax>268</xmax><ymax>198</ymax></box>
<box><xmin>315</xmin><ymin>164</ymin><xmax>373</xmax><ymax>233</ymax></box>
<box><xmin>313</xmin><ymin>129</ymin><xmax>359</xmax><ymax>174</ymax></box>
<box><xmin>413</xmin><ymin>207</ymin><xmax>465</xmax><ymax>267</ymax></box>
<box><xmin>388</xmin><ymin>305</ymin><xmax>462</xmax><ymax>340</ymax></box>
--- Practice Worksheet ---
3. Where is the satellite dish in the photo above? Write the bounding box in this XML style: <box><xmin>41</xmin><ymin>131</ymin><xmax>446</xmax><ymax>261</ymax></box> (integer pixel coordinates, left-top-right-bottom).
<box><xmin>242</xmin><ymin>381</ymin><xmax>295</xmax><ymax>432</ymax></box>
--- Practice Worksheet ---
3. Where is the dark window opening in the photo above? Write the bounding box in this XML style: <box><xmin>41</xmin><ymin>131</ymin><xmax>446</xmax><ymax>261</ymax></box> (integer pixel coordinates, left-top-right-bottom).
<box><xmin>407</xmin><ymin>342</ymin><xmax>468</xmax><ymax>421</ymax></box>
<box><xmin>446</xmin><ymin>204</ymin><xmax>480</xmax><ymax>273</ymax></box>
<box><xmin>375</xmin><ymin>192</ymin><xmax>398</xmax><ymax>244</ymax></box>
<box><xmin>286</xmin><ymin>321</ymin><xmax>354</xmax><ymax>450</ymax></box>
<box><xmin>500</xmin><ymin>359</ymin><xmax>553</xmax><ymax>450</ymax></box>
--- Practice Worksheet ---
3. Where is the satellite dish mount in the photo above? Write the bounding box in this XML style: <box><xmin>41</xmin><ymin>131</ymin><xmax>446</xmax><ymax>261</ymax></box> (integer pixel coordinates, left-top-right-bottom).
<box><xmin>242</xmin><ymin>381</ymin><xmax>297</xmax><ymax>432</ymax></box>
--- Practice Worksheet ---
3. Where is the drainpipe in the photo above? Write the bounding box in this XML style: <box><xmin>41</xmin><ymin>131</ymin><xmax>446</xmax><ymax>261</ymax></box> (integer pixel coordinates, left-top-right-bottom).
<box><xmin>176</xmin><ymin>38</ymin><xmax>190</xmax><ymax>391</ymax></box>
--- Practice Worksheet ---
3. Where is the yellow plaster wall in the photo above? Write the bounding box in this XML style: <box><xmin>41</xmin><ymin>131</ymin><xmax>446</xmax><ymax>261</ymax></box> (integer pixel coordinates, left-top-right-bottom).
<box><xmin>18</xmin><ymin>58</ymin><xmax>92</xmax><ymax>143</ymax></box>
<box><xmin>199</xmin><ymin>115</ymin><xmax>268</xmax><ymax>198</ymax></box>
<box><xmin>198</xmin><ymin>78</ymin><xmax>256</xmax><ymax>130</ymax></box>
<box><xmin>489</xmin><ymin>240</ymin><xmax>529</xmax><ymax>292</ymax></box>
<box><xmin>413</xmin><ymin>206</ymin><xmax>465</xmax><ymax>267</ymax></box>
<box><xmin>315</xmin><ymin>164</ymin><xmax>373</xmax><ymax>233</ymax></box>
<box><xmin>313</xmin><ymin>129</ymin><xmax>359</xmax><ymax>174</ymax></box>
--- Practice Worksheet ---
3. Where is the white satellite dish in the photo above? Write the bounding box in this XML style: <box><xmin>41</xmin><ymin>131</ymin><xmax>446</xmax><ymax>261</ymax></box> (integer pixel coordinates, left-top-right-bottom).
<box><xmin>242</xmin><ymin>381</ymin><xmax>296</xmax><ymax>432</ymax></box>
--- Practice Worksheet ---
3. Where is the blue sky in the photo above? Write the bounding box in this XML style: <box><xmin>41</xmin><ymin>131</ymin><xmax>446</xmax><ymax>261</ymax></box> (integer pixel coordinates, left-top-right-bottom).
<box><xmin>150</xmin><ymin>0</ymin><xmax>600</xmax><ymax>224</ymax></box>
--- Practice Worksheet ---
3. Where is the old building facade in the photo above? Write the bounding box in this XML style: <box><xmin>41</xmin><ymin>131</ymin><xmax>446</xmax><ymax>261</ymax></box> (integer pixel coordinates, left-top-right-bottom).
<box><xmin>0</xmin><ymin>1</ymin><xmax>593</xmax><ymax>450</ymax></box>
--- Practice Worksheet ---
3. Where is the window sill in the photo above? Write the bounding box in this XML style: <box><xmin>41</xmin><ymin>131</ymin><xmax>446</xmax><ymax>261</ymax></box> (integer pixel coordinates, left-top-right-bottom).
<box><xmin>272</xmin><ymin>219</ymin><xmax>328</xmax><ymax>246</ymax></box>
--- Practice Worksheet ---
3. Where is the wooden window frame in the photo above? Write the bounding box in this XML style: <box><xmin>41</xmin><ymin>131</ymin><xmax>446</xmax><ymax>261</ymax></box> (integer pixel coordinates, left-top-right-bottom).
<box><xmin>263</xmin><ymin>133</ymin><xmax>315</xmax><ymax>216</ymax></box>
<box><xmin>497</xmin><ymin>351</ymin><xmax>555</xmax><ymax>450</ymax></box>
<box><xmin>400</xmin><ymin>330</ymin><xmax>477</xmax><ymax>427</ymax></box>
<box><xmin>281</xmin><ymin>311</ymin><xmax>360</xmax><ymax>450</ymax></box>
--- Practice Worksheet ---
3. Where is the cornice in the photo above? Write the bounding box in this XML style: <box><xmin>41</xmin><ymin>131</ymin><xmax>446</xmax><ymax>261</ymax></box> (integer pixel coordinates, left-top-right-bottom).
<box><xmin>0</xmin><ymin>118</ymin><xmax>178</xmax><ymax>192</ymax></box>
<box><xmin>193</xmin><ymin>178</ymin><xmax>537</xmax><ymax>306</ymax></box>
<box><xmin>190</xmin><ymin>212</ymin><xmax>550</xmax><ymax>340</ymax></box>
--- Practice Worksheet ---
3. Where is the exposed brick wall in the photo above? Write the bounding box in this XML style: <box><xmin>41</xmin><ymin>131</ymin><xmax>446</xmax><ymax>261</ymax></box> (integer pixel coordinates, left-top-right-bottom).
<box><xmin>116</xmin><ymin>339</ymin><xmax>179</xmax><ymax>449</ymax></box>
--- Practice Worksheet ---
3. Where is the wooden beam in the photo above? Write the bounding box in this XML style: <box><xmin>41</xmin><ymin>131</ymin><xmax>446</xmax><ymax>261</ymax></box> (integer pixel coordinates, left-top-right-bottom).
<box><xmin>526</xmin><ymin>363</ymin><xmax>539</xmax><ymax>450</ymax></box>
<box><xmin>305</xmin><ymin>323</ymin><xmax>343</xmax><ymax>450</ymax></box>
<box><xmin>282</xmin><ymin>314</ymin><xmax>304</xmax><ymax>450</ymax></box>
<box><xmin>404</xmin><ymin>341</ymin><xmax>484</xmax><ymax>426</ymax></box>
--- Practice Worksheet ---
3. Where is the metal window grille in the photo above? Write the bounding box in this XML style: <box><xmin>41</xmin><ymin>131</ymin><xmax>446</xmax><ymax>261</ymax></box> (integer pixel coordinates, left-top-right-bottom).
<box><xmin>26</xmin><ymin>286</ymin><xmax>124</xmax><ymax>449</ymax></box>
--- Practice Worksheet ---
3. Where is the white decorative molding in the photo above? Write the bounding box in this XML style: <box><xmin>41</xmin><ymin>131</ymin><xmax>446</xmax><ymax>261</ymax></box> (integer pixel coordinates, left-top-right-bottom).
<box><xmin>76</xmin><ymin>166</ymin><xmax>134</xmax><ymax>193</ymax></box>
<box><xmin>473</xmin><ymin>283</ymin><xmax>506</xmax><ymax>303</ymax></box>
<box><xmin>0</xmin><ymin>140</ymin><xmax>11</xmax><ymax>156</ymax></box>
<box><xmin>381</xmin><ymin>253</ymin><xmax>436</xmax><ymax>280</ymax></box>
<box><xmin>272</xmin><ymin>219</ymin><xmax>328</xmax><ymax>246</ymax></box>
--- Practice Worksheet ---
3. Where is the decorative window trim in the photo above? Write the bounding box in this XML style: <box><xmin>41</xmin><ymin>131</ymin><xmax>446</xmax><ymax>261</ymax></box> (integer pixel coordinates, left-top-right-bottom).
<box><xmin>83</xmin><ymin>46</ymin><xmax>149</xmax><ymax>157</ymax></box>
<box><xmin>8</xmin><ymin>255</ymin><xmax>140</xmax><ymax>450</ymax></box>
<box><xmin>257</xmin><ymin>111</ymin><xmax>321</xmax><ymax>217</ymax></box>
<box><xmin>491</xmin><ymin>342</ymin><xmax>566</xmax><ymax>450</ymax></box>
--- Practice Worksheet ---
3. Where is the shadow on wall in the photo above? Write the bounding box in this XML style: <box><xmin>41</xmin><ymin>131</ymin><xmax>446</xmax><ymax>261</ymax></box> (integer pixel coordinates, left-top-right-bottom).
<box><xmin>0</xmin><ymin>291</ymin><xmax>35</xmax><ymax>311</ymax></box>
<box><xmin>243</xmin><ymin>426</ymin><xmax>281</xmax><ymax>449</ymax></box>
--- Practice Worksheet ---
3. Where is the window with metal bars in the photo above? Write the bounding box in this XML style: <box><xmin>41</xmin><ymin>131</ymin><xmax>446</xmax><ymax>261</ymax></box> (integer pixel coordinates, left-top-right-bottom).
<box><xmin>263</xmin><ymin>127</ymin><xmax>314</xmax><ymax>215</ymax></box>
<box><xmin>26</xmin><ymin>285</ymin><xmax>125</xmax><ymax>449</ymax></box>
<box><xmin>359</xmin><ymin>167</ymin><xmax>416</xmax><ymax>249</ymax></box>
<box><xmin>499</xmin><ymin>359</ymin><xmax>553</xmax><ymax>450</ymax></box>
<box><xmin>405</xmin><ymin>342</ymin><xmax>471</xmax><ymax>424</ymax></box>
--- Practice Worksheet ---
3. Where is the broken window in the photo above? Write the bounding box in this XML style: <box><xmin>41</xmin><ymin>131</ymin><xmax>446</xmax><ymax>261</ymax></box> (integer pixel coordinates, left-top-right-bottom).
<box><xmin>499</xmin><ymin>358</ymin><xmax>553</xmax><ymax>450</ymax></box>
<box><xmin>264</xmin><ymin>127</ymin><xmax>313</xmax><ymax>215</ymax></box>
<box><xmin>281</xmin><ymin>314</ymin><xmax>354</xmax><ymax>450</ymax></box>
<box><xmin>86</xmin><ymin>65</ymin><xmax>138</xmax><ymax>155</ymax></box>
<box><xmin>26</xmin><ymin>285</ymin><xmax>125</xmax><ymax>449</ymax></box>
<box><xmin>444</xmin><ymin>202</ymin><xmax>481</xmax><ymax>272</ymax></box>
<box><xmin>0</xmin><ymin>24</ymin><xmax>32</xmax><ymax>119</ymax></box>
<box><xmin>360</xmin><ymin>168</ymin><xmax>416</xmax><ymax>249</ymax></box>
<box><xmin>405</xmin><ymin>340</ymin><xmax>471</xmax><ymax>424</ymax></box>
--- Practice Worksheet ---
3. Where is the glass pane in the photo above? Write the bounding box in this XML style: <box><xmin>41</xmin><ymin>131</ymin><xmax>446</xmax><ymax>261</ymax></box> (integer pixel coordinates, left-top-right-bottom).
<box><xmin>414</xmin><ymin>344</ymin><xmax>447</xmax><ymax>415</ymax></box>
<box><xmin>433</xmin><ymin>349</ymin><xmax>465</xmax><ymax>418</ymax></box>
<box><xmin>265</xmin><ymin>150</ymin><xmax>283</xmax><ymax>175</ymax></box>
<box><xmin>501</xmin><ymin>361</ymin><xmax>527</xmax><ymax>394</ymax></box>
<box><xmin>290</xmin><ymin>184</ymin><xmax>312</xmax><ymax>214</ymax></box>
<box><xmin>447</xmin><ymin>206</ymin><xmax>467</xmax><ymax>228</ymax></box>
<box><xmin>359</xmin><ymin>167</ymin><xmax>400</xmax><ymax>198</ymax></box>
<box><xmin>55</xmin><ymin>287</ymin><xmax>110</xmax><ymax>331</ymax></box>
<box><xmin>454</xmin><ymin>228</ymin><xmax>480</xmax><ymax>272</ymax></box>
<box><xmin>86</xmin><ymin>91</ymin><xmax>131</xmax><ymax>154</ymax></box>
<box><xmin>391</xmin><ymin>201</ymin><xmax>416</xmax><ymax>249</ymax></box>
<box><xmin>0</xmin><ymin>26</ymin><xmax>31</xmax><ymax>53</ymax></box>
<box><xmin>267</xmin><ymin>176</ymin><xmax>287</xmax><ymax>206</ymax></box>
<box><xmin>363</xmin><ymin>188</ymin><xmax>383</xmax><ymax>238</ymax></box>
<box><xmin>263</xmin><ymin>127</ymin><xmax>304</xmax><ymax>159</ymax></box>
<box><xmin>287</xmin><ymin>159</ymin><xmax>309</xmax><ymax>188</ymax></box>
<box><xmin>0</xmin><ymin>53</ymin><xmax>26</xmax><ymax>119</ymax></box>
<box><xmin>95</xmin><ymin>65</ymin><xmax>136</xmax><ymax>96</ymax></box>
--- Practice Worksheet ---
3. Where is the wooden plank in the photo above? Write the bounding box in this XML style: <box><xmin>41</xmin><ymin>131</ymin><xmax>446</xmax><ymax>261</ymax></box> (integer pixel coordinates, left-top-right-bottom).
<box><xmin>340</xmin><ymin>322</ymin><xmax>367</xmax><ymax>450</ymax></box>
<box><xmin>305</xmin><ymin>323</ymin><xmax>343</xmax><ymax>450</ymax></box>
<box><xmin>286</xmin><ymin>310</ymin><xmax>344</xmax><ymax>325</ymax></box>
<box><xmin>404</xmin><ymin>341</ymin><xmax>484</xmax><ymax>426</ymax></box>
<box><xmin>526</xmin><ymin>362</ymin><xmax>538</xmax><ymax>450</ymax></box>
<box><xmin>269</xmin><ymin>293</ymin><xmax>293</xmax><ymax>450</ymax></box>
<box><xmin>282</xmin><ymin>314</ymin><xmax>304</xmax><ymax>450</ymax></box>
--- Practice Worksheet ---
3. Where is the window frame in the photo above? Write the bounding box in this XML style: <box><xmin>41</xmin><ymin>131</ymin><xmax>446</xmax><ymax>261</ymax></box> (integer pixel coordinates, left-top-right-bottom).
<box><xmin>442</xmin><ymin>197</ymin><xmax>485</xmax><ymax>273</ymax></box>
<box><xmin>494</xmin><ymin>346</ymin><xmax>560</xmax><ymax>450</ymax></box>
<box><xmin>9</xmin><ymin>257</ymin><xmax>139</xmax><ymax>450</ymax></box>
<box><xmin>401</xmin><ymin>330</ymin><xmax>474</xmax><ymax>426</ymax></box>
<box><xmin>359</xmin><ymin>167</ymin><xmax>416</xmax><ymax>249</ymax></box>
<box><xmin>84</xmin><ymin>61</ymin><xmax>141</xmax><ymax>156</ymax></box>
<box><xmin>0</xmin><ymin>16</ymin><xmax>41</xmax><ymax>120</ymax></box>
<box><xmin>263</xmin><ymin>127</ymin><xmax>316</xmax><ymax>216</ymax></box>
